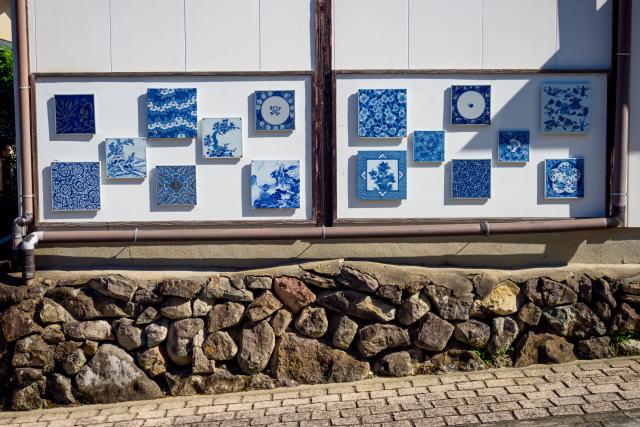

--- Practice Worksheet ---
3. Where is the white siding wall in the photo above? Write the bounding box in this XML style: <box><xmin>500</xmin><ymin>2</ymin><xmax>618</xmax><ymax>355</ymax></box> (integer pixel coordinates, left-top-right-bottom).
<box><xmin>628</xmin><ymin>1</ymin><xmax>640</xmax><ymax>226</ymax></box>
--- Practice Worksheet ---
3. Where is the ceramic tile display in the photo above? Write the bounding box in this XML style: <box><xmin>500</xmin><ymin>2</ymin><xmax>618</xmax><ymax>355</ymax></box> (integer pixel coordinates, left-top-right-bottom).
<box><xmin>202</xmin><ymin>118</ymin><xmax>242</xmax><ymax>159</ymax></box>
<box><xmin>541</xmin><ymin>82</ymin><xmax>591</xmax><ymax>134</ymax></box>
<box><xmin>413</xmin><ymin>131</ymin><xmax>445</xmax><ymax>163</ymax></box>
<box><xmin>451</xmin><ymin>85</ymin><xmax>491</xmax><ymax>126</ymax></box>
<box><xmin>54</xmin><ymin>94</ymin><xmax>96</xmax><ymax>134</ymax></box>
<box><xmin>156</xmin><ymin>165</ymin><xmax>197</xmax><ymax>206</ymax></box>
<box><xmin>451</xmin><ymin>159</ymin><xmax>491</xmax><ymax>199</ymax></box>
<box><xmin>498</xmin><ymin>130</ymin><xmax>530</xmax><ymax>163</ymax></box>
<box><xmin>251</xmin><ymin>160</ymin><xmax>300</xmax><ymax>209</ymax></box>
<box><xmin>358</xmin><ymin>89</ymin><xmax>407</xmax><ymax>138</ymax></box>
<box><xmin>255</xmin><ymin>91</ymin><xmax>295</xmax><ymax>131</ymax></box>
<box><xmin>545</xmin><ymin>158</ymin><xmax>584</xmax><ymax>199</ymax></box>
<box><xmin>147</xmin><ymin>88</ymin><xmax>197</xmax><ymax>139</ymax></box>
<box><xmin>50</xmin><ymin>161</ymin><xmax>101</xmax><ymax>211</ymax></box>
<box><xmin>357</xmin><ymin>151</ymin><xmax>407</xmax><ymax>200</ymax></box>
<box><xmin>105</xmin><ymin>138</ymin><xmax>147</xmax><ymax>179</ymax></box>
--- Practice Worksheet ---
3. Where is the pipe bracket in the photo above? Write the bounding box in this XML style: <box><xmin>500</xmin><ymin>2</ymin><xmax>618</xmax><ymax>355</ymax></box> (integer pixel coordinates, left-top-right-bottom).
<box><xmin>480</xmin><ymin>221</ymin><xmax>490</xmax><ymax>237</ymax></box>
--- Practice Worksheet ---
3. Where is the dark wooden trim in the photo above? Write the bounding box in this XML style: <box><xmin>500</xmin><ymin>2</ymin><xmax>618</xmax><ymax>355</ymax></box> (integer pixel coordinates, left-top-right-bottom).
<box><xmin>29</xmin><ymin>74</ymin><xmax>40</xmax><ymax>228</ymax></box>
<box><xmin>35</xmin><ymin>219</ymin><xmax>317</xmax><ymax>230</ymax></box>
<box><xmin>33</xmin><ymin>71</ymin><xmax>314</xmax><ymax>78</ymax></box>
<box><xmin>332</xmin><ymin>217</ymin><xmax>603</xmax><ymax>226</ymax></box>
<box><xmin>606</xmin><ymin>0</ymin><xmax>619</xmax><ymax>218</ymax></box>
<box><xmin>334</xmin><ymin>69</ymin><xmax>611</xmax><ymax>75</ymax></box>
<box><xmin>330</xmin><ymin>72</ymin><xmax>337</xmax><ymax>226</ymax></box>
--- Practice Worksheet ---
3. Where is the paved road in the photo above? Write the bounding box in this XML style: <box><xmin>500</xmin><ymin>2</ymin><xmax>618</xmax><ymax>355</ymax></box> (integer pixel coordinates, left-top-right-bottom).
<box><xmin>0</xmin><ymin>356</ymin><xmax>639</xmax><ymax>427</ymax></box>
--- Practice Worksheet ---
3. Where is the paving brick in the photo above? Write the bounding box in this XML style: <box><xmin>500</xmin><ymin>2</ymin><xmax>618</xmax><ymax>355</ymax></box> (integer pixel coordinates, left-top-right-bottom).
<box><xmin>325</xmin><ymin>401</ymin><xmax>356</xmax><ymax>411</ymax></box>
<box><xmin>242</xmin><ymin>394</ymin><xmax>273</xmax><ymax>403</ymax></box>
<box><xmin>361</xmin><ymin>413</ymin><xmax>393</xmax><ymax>423</ymax></box>
<box><xmin>424</xmin><ymin>407</ymin><xmax>457</xmax><ymax>417</ymax></box>
<box><xmin>299</xmin><ymin>421</ymin><xmax>330</xmax><ymax>427</ymax></box>
<box><xmin>506</xmin><ymin>385</ymin><xmax>537</xmax><ymax>393</ymax></box>
<box><xmin>444</xmin><ymin>414</ymin><xmax>480</xmax><ymax>425</ymax></box>
<box><xmin>428</xmin><ymin>384</ymin><xmax>457</xmax><ymax>393</ymax></box>
<box><xmin>296</xmin><ymin>403</ymin><xmax>326</xmax><ymax>413</ymax></box>
<box><xmin>535</xmin><ymin>381</ymin><xmax>567</xmax><ymax>392</ymax></box>
<box><xmin>235</xmin><ymin>409</ymin><xmax>266</xmax><ymax>420</ymax></box>
<box><xmin>455</xmin><ymin>404</ymin><xmax>490</xmax><ymax>415</ymax></box>
<box><xmin>466</xmin><ymin>372</ymin><xmax>496</xmax><ymax>381</ymax></box>
<box><xmin>524</xmin><ymin>390</ymin><xmax>557</xmax><ymax>400</ymax></box>
<box><xmin>400</xmin><ymin>401</ymin><xmax>433</xmax><ymax>411</ymax></box>
<box><xmin>615</xmin><ymin>398</ymin><xmax>640</xmax><ymax>410</ymax></box>
<box><xmin>555</xmin><ymin>386</ymin><xmax>588</xmax><ymax>397</ymax></box>
<box><xmin>383</xmin><ymin>381</ymin><xmax>412</xmax><ymax>390</ymax></box>
<box><xmin>392</xmin><ymin>409</ymin><xmax>424</xmax><ymax>420</ymax></box>
<box><xmin>251</xmin><ymin>415</ymin><xmax>281</xmax><ymax>425</ymax></box>
<box><xmin>417</xmin><ymin>392</ymin><xmax>447</xmax><ymax>402</ymax></box>
<box><xmin>369</xmin><ymin>390</ymin><xmax>398</xmax><ymax>399</ymax></box>
<box><xmin>355</xmin><ymin>383</ymin><xmax>384</xmax><ymax>392</ymax></box>
<box><xmin>484</xmin><ymin>379</ymin><xmax>516</xmax><ymax>388</ymax></box>
<box><xmin>494</xmin><ymin>393</ymin><xmax>526</xmax><ymax>403</ymax></box>
<box><xmin>386</xmin><ymin>395</ymin><xmax>418</xmax><ymax>405</ymax></box>
<box><xmin>166</xmin><ymin>407</ymin><xmax>196</xmax><ymax>417</ymax></box>
<box><xmin>488</xmin><ymin>401</ymin><xmax>521</xmax><ymax>412</ymax></box>
<box><xmin>368</xmin><ymin>403</ymin><xmax>401</xmax><ymax>415</ymax></box>
<box><xmin>143</xmin><ymin>417</ymin><xmax>176</xmax><ymax>426</ymax></box>
<box><xmin>493</xmin><ymin>370</ymin><xmax>525</xmax><ymax>379</ymax></box>
<box><xmin>281</xmin><ymin>397</ymin><xmax>311</xmax><ymax>406</ymax></box>
<box><xmin>518</xmin><ymin>398</ymin><xmax>553</xmax><ymax>409</ymax></box>
<box><xmin>440</xmin><ymin>375</ymin><xmax>468</xmax><ymax>385</ymax></box>
<box><xmin>413</xmin><ymin>417</ymin><xmax>446</xmax><ymax>427</ymax></box>
<box><xmin>340</xmin><ymin>392</ymin><xmax>370</xmax><ymax>402</ymax></box>
<box><xmin>548</xmin><ymin>405</ymin><xmax>584</xmax><ymax>416</ymax></box>
<box><xmin>173</xmin><ymin>415</ymin><xmax>203</xmax><ymax>424</ymax></box>
<box><xmin>281</xmin><ymin>412</ymin><xmax>311</xmax><ymax>422</ymax></box>
<box><xmin>355</xmin><ymin>398</ymin><xmax>386</xmax><ymax>408</ymax></box>
<box><xmin>455</xmin><ymin>381</ymin><xmax>485</xmax><ymax>391</ymax></box>
<box><xmin>463</xmin><ymin>396</ymin><xmax>496</xmax><ymax>405</ymax></box>
<box><xmin>513</xmin><ymin>408</ymin><xmax>550</xmax><ymax>420</ymax></box>
<box><xmin>397</xmin><ymin>386</ymin><xmax>428</xmax><ymax>396</ymax></box>
<box><xmin>311</xmin><ymin>394</ymin><xmax>340</xmax><ymax>404</ymax></box>
<box><xmin>299</xmin><ymin>389</ymin><xmax>328</xmax><ymax>398</ymax></box>
<box><xmin>252</xmin><ymin>400</ymin><xmax>282</xmax><ymax>409</ymax></box>
<box><xmin>339</xmin><ymin>408</ymin><xmax>371</xmax><ymax>418</ymax></box>
<box><xmin>330</xmin><ymin>417</ymin><xmax>360</xmax><ymax>425</ymax></box>
<box><xmin>587</xmin><ymin>384</ymin><xmax>621</xmax><ymax>394</ymax></box>
<box><xmin>431</xmin><ymin>398</ymin><xmax>466</xmax><ymax>408</ymax></box>
<box><xmin>411</xmin><ymin>377</ymin><xmax>442</xmax><ymax>387</ymax></box>
<box><xmin>581</xmin><ymin>402</ymin><xmax>619</xmax><ymax>413</ymax></box>
<box><xmin>310</xmin><ymin>410</ymin><xmax>340</xmax><ymax>420</ymax></box>
<box><xmin>266</xmin><ymin>406</ymin><xmax>296</xmax><ymax>416</ymax></box>
<box><xmin>619</xmin><ymin>390</ymin><xmax>640</xmax><ymax>399</ymax></box>
<box><xmin>477</xmin><ymin>411</ymin><xmax>515</xmax><ymax>423</ymax></box>
<box><xmin>476</xmin><ymin>387</ymin><xmax>507</xmax><ymax>397</ymax></box>
<box><xmin>583</xmin><ymin>392</ymin><xmax>622</xmax><ymax>403</ymax></box>
<box><xmin>445</xmin><ymin>390</ymin><xmax>476</xmax><ymax>399</ymax></box>
<box><xmin>550</xmin><ymin>396</ymin><xmax>587</xmax><ymax>406</ymax></box>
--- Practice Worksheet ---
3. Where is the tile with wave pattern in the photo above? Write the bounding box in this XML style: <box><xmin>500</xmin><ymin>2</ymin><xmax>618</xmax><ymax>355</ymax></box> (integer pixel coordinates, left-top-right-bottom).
<box><xmin>147</xmin><ymin>88</ymin><xmax>197</xmax><ymax>139</ymax></box>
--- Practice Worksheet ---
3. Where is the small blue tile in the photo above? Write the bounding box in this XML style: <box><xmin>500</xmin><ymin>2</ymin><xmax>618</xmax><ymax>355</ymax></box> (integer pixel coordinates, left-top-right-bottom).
<box><xmin>541</xmin><ymin>82</ymin><xmax>591</xmax><ymax>134</ymax></box>
<box><xmin>357</xmin><ymin>151</ymin><xmax>407</xmax><ymax>200</ymax></box>
<box><xmin>451</xmin><ymin>85</ymin><xmax>491</xmax><ymax>126</ymax></box>
<box><xmin>545</xmin><ymin>158</ymin><xmax>584</xmax><ymax>198</ymax></box>
<box><xmin>413</xmin><ymin>131</ymin><xmax>445</xmax><ymax>163</ymax></box>
<box><xmin>51</xmin><ymin>162</ymin><xmax>101</xmax><ymax>211</ymax></box>
<box><xmin>498</xmin><ymin>130</ymin><xmax>530</xmax><ymax>163</ymax></box>
<box><xmin>54</xmin><ymin>94</ymin><xmax>95</xmax><ymax>134</ymax></box>
<box><xmin>156</xmin><ymin>166</ymin><xmax>197</xmax><ymax>206</ymax></box>
<box><xmin>251</xmin><ymin>160</ymin><xmax>300</xmax><ymax>209</ymax></box>
<box><xmin>358</xmin><ymin>89</ymin><xmax>407</xmax><ymax>138</ymax></box>
<box><xmin>451</xmin><ymin>159</ymin><xmax>491</xmax><ymax>199</ymax></box>
<box><xmin>255</xmin><ymin>91</ymin><xmax>295</xmax><ymax>131</ymax></box>
<box><xmin>202</xmin><ymin>118</ymin><xmax>242</xmax><ymax>158</ymax></box>
<box><xmin>147</xmin><ymin>88</ymin><xmax>197</xmax><ymax>139</ymax></box>
<box><xmin>106</xmin><ymin>138</ymin><xmax>147</xmax><ymax>179</ymax></box>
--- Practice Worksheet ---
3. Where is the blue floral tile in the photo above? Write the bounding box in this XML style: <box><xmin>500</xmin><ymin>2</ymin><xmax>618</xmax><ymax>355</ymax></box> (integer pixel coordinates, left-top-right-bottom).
<box><xmin>545</xmin><ymin>158</ymin><xmax>584</xmax><ymax>198</ymax></box>
<box><xmin>147</xmin><ymin>88</ymin><xmax>197</xmax><ymax>139</ymax></box>
<box><xmin>357</xmin><ymin>151</ymin><xmax>407</xmax><ymax>200</ymax></box>
<box><xmin>106</xmin><ymin>138</ymin><xmax>147</xmax><ymax>179</ymax></box>
<box><xmin>251</xmin><ymin>160</ymin><xmax>300</xmax><ymax>209</ymax></box>
<box><xmin>541</xmin><ymin>82</ymin><xmax>590</xmax><ymax>134</ymax></box>
<box><xmin>255</xmin><ymin>91</ymin><xmax>295</xmax><ymax>131</ymax></box>
<box><xmin>54</xmin><ymin>94</ymin><xmax>96</xmax><ymax>134</ymax></box>
<box><xmin>156</xmin><ymin>166</ymin><xmax>197</xmax><ymax>206</ymax></box>
<box><xmin>358</xmin><ymin>89</ymin><xmax>407</xmax><ymax>138</ymax></box>
<box><xmin>51</xmin><ymin>162</ymin><xmax>101</xmax><ymax>211</ymax></box>
<box><xmin>451</xmin><ymin>159</ymin><xmax>491</xmax><ymax>199</ymax></box>
<box><xmin>451</xmin><ymin>85</ymin><xmax>491</xmax><ymax>126</ymax></box>
<box><xmin>413</xmin><ymin>131</ymin><xmax>444</xmax><ymax>163</ymax></box>
<box><xmin>498</xmin><ymin>130</ymin><xmax>530</xmax><ymax>163</ymax></box>
<box><xmin>202</xmin><ymin>118</ymin><xmax>242</xmax><ymax>158</ymax></box>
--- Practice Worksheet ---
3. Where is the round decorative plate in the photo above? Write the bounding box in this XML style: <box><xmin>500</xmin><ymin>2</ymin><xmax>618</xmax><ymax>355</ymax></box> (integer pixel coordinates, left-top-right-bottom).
<box><xmin>260</xmin><ymin>94</ymin><xmax>292</xmax><ymax>126</ymax></box>
<box><xmin>456</xmin><ymin>90</ymin><xmax>486</xmax><ymax>120</ymax></box>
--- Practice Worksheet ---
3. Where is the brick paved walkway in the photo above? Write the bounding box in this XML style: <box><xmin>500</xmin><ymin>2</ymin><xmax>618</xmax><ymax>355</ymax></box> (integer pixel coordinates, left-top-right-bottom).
<box><xmin>0</xmin><ymin>356</ymin><xmax>639</xmax><ymax>427</ymax></box>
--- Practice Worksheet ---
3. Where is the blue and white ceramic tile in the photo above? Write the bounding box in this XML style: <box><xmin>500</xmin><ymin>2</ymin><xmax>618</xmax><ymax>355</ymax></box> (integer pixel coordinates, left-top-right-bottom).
<box><xmin>498</xmin><ymin>130</ymin><xmax>530</xmax><ymax>163</ymax></box>
<box><xmin>156</xmin><ymin>165</ymin><xmax>197</xmax><ymax>206</ymax></box>
<box><xmin>202</xmin><ymin>118</ymin><xmax>242</xmax><ymax>159</ymax></box>
<box><xmin>545</xmin><ymin>158</ymin><xmax>584</xmax><ymax>199</ymax></box>
<box><xmin>541</xmin><ymin>82</ymin><xmax>591</xmax><ymax>134</ymax></box>
<box><xmin>51</xmin><ymin>162</ymin><xmax>101</xmax><ymax>211</ymax></box>
<box><xmin>451</xmin><ymin>159</ymin><xmax>491</xmax><ymax>199</ymax></box>
<box><xmin>413</xmin><ymin>131</ymin><xmax>445</xmax><ymax>163</ymax></box>
<box><xmin>357</xmin><ymin>151</ymin><xmax>407</xmax><ymax>200</ymax></box>
<box><xmin>255</xmin><ymin>91</ymin><xmax>295</xmax><ymax>131</ymax></box>
<box><xmin>358</xmin><ymin>89</ymin><xmax>407</xmax><ymax>138</ymax></box>
<box><xmin>251</xmin><ymin>160</ymin><xmax>300</xmax><ymax>209</ymax></box>
<box><xmin>106</xmin><ymin>138</ymin><xmax>147</xmax><ymax>179</ymax></box>
<box><xmin>451</xmin><ymin>85</ymin><xmax>491</xmax><ymax>126</ymax></box>
<box><xmin>54</xmin><ymin>94</ymin><xmax>96</xmax><ymax>134</ymax></box>
<box><xmin>147</xmin><ymin>88</ymin><xmax>197</xmax><ymax>139</ymax></box>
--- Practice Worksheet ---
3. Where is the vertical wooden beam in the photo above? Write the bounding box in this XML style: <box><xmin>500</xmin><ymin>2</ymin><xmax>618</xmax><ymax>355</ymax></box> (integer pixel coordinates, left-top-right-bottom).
<box><xmin>312</xmin><ymin>0</ymin><xmax>333</xmax><ymax>226</ymax></box>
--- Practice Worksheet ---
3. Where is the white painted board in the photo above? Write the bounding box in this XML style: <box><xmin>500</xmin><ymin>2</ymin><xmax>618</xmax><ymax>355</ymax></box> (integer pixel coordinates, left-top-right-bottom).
<box><xmin>34</xmin><ymin>76</ymin><xmax>312</xmax><ymax>223</ymax></box>
<box><xmin>336</xmin><ymin>74</ymin><xmax>608</xmax><ymax>219</ymax></box>
<box><xmin>628</xmin><ymin>0</ymin><xmax>640</xmax><ymax>227</ymax></box>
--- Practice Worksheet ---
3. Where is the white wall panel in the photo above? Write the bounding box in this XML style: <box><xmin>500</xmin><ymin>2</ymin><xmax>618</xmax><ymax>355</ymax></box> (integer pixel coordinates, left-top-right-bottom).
<box><xmin>628</xmin><ymin>1</ymin><xmax>640</xmax><ymax>226</ymax></box>
<box><xmin>185</xmin><ymin>0</ymin><xmax>260</xmax><ymax>71</ymax></box>
<box><xmin>555</xmin><ymin>0</ymin><xmax>612</xmax><ymax>69</ymax></box>
<box><xmin>34</xmin><ymin>77</ymin><xmax>313</xmax><ymax>223</ymax></box>
<box><xmin>34</xmin><ymin>0</ymin><xmax>111</xmax><ymax>72</ymax></box>
<box><xmin>408</xmin><ymin>0</ymin><xmax>482</xmax><ymax>70</ymax></box>
<box><xmin>110</xmin><ymin>0</ymin><xmax>186</xmax><ymax>72</ymax></box>
<box><xmin>482</xmin><ymin>0</ymin><xmax>558</xmax><ymax>69</ymax></box>
<box><xmin>336</xmin><ymin>74</ymin><xmax>607</xmax><ymax>219</ymax></box>
<box><xmin>260</xmin><ymin>0</ymin><xmax>314</xmax><ymax>71</ymax></box>
<box><xmin>333</xmin><ymin>0</ymin><xmax>408</xmax><ymax>70</ymax></box>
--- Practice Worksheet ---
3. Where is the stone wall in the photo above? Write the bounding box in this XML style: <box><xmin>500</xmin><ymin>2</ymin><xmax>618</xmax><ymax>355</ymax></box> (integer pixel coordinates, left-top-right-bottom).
<box><xmin>1</xmin><ymin>261</ymin><xmax>640</xmax><ymax>411</ymax></box>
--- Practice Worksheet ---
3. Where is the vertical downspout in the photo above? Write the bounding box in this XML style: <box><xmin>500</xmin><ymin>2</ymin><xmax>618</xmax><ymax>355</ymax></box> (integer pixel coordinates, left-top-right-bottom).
<box><xmin>611</xmin><ymin>0</ymin><xmax>632</xmax><ymax>225</ymax></box>
<box><xmin>11</xmin><ymin>0</ymin><xmax>34</xmax><ymax>256</ymax></box>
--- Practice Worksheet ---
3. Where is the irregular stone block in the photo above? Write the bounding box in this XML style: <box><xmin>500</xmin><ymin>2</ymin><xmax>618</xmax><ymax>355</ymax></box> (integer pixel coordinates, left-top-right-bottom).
<box><xmin>201</xmin><ymin>276</ymin><xmax>253</xmax><ymax>302</ymax></box>
<box><xmin>487</xmin><ymin>317</ymin><xmax>519</xmax><ymax>354</ymax></box>
<box><xmin>454</xmin><ymin>320</ymin><xmax>490</xmax><ymax>349</ymax></box>
<box><xmin>113</xmin><ymin>318</ymin><xmax>145</xmax><ymax>351</ymax></box>
<box><xmin>544</xmin><ymin>303</ymin><xmax>606</xmax><ymax>339</ymax></box>
<box><xmin>270</xmin><ymin>309</ymin><xmax>293</xmax><ymax>337</ymax></box>
<box><xmin>575</xmin><ymin>336</ymin><xmax>616</xmax><ymax>360</ymax></box>
<box><xmin>397</xmin><ymin>292</ymin><xmax>430</xmax><ymax>326</ymax></box>
<box><xmin>331</xmin><ymin>315</ymin><xmax>358</xmax><ymax>350</ymax></box>
<box><xmin>203</xmin><ymin>331</ymin><xmax>238</xmax><ymax>361</ymax></box>
<box><xmin>166</xmin><ymin>318</ymin><xmax>204</xmax><ymax>366</ymax></box>
<box><xmin>357</xmin><ymin>324</ymin><xmax>410</xmax><ymax>357</ymax></box>
<box><xmin>273</xmin><ymin>276</ymin><xmax>316</xmax><ymax>313</ymax></box>
<box><xmin>476</xmin><ymin>280</ymin><xmax>519</xmax><ymax>315</ymax></box>
<box><xmin>246</xmin><ymin>291</ymin><xmax>283</xmax><ymax>322</ymax></box>
<box><xmin>87</xmin><ymin>275</ymin><xmax>138</xmax><ymax>302</ymax></box>
<box><xmin>374</xmin><ymin>351</ymin><xmax>415</xmax><ymax>377</ymax></box>
<box><xmin>517</xmin><ymin>302</ymin><xmax>542</xmax><ymax>326</ymax></box>
<box><xmin>295</xmin><ymin>306</ymin><xmax>329</xmax><ymax>338</ymax></box>
<box><xmin>158</xmin><ymin>278</ymin><xmax>204</xmax><ymax>299</ymax></box>
<box><xmin>160</xmin><ymin>297</ymin><xmax>192</xmax><ymax>320</ymax></box>
<box><xmin>337</xmin><ymin>266</ymin><xmax>379</xmax><ymax>293</ymax></box>
<box><xmin>145</xmin><ymin>320</ymin><xmax>169</xmax><ymax>347</ymax></box>
<box><xmin>317</xmin><ymin>290</ymin><xmax>395</xmax><ymax>322</ymax></box>
<box><xmin>514</xmin><ymin>332</ymin><xmax>576</xmax><ymax>367</ymax></box>
<box><xmin>237</xmin><ymin>320</ymin><xmax>275</xmax><ymax>375</ymax></box>
<box><xmin>414</xmin><ymin>313</ymin><xmax>454</xmax><ymax>351</ymax></box>
<box><xmin>137</xmin><ymin>346</ymin><xmax>167</xmax><ymax>377</ymax></box>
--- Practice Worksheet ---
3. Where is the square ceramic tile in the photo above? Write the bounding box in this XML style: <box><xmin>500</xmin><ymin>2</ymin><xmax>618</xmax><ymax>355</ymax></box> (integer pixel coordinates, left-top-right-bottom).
<box><xmin>357</xmin><ymin>151</ymin><xmax>407</xmax><ymax>200</ymax></box>
<box><xmin>51</xmin><ymin>162</ymin><xmax>101</xmax><ymax>211</ymax></box>
<box><xmin>147</xmin><ymin>88</ymin><xmax>197</xmax><ymax>139</ymax></box>
<box><xmin>545</xmin><ymin>158</ymin><xmax>584</xmax><ymax>199</ymax></box>
<box><xmin>255</xmin><ymin>91</ymin><xmax>295</xmax><ymax>131</ymax></box>
<box><xmin>541</xmin><ymin>82</ymin><xmax>591</xmax><ymax>134</ymax></box>
<box><xmin>451</xmin><ymin>85</ymin><xmax>491</xmax><ymax>126</ymax></box>
<box><xmin>105</xmin><ymin>138</ymin><xmax>147</xmax><ymax>179</ymax></box>
<box><xmin>202</xmin><ymin>118</ymin><xmax>242</xmax><ymax>158</ymax></box>
<box><xmin>54</xmin><ymin>94</ymin><xmax>96</xmax><ymax>134</ymax></box>
<box><xmin>413</xmin><ymin>131</ymin><xmax>445</xmax><ymax>163</ymax></box>
<box><xmin>251</xmin><ymin>160</ymin><xmax>300</xmax><ymax>209</ymax></box>
<box><xmin>498</xmin><ymin>130</ymin><xmax>530</xmax><ymax>163</ymax></box>
<box><xmin>156</xmin><ymin>165</ymin><xmax>197</xmax><ymax>206</ymax></box>
<box><xmin>358</xmin><ymin>89</ymin><xmax>407</xmax><ymax>138</ymax></box>
<box><xmin>451</xmin><ymin>159</ymin><xmax>491</xmax><ymax>199</ymax></box>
